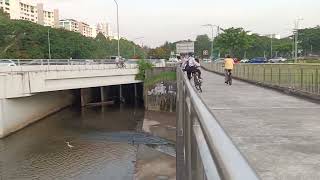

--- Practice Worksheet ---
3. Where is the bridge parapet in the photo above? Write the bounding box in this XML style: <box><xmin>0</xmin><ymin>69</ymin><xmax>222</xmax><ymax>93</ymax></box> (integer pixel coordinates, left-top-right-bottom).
<box><xmin>176</xmin><ymin>68</ymin><xmax>259</xmax><ymax>180</ymax></box>
<box><xmin>0</xmin><ymin>62</ymin><xmax>140</xmax><ymax>99</ymax></box>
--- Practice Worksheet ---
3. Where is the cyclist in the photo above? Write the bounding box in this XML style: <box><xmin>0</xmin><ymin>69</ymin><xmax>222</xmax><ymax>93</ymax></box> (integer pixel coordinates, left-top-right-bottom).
<box><xmin>224</xmin><ymin>55</ymin><xmax>234</xmax><ymax>84</ymax></box>
<box><xmin>186</xmin><ymin>53</ymin><xmax>202</xmax><ymax>81</ymax></box>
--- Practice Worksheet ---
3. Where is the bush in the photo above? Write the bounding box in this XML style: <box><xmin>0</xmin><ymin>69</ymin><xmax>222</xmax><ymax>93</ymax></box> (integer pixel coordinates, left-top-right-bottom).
<box><xmin>135</xmin><ymin>59</ymin><xmax>154</xmax><ymax>80</ymax></box>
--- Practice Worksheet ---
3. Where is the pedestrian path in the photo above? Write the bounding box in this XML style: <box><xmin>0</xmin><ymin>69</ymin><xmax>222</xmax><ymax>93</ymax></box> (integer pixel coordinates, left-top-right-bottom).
<box><xmin>200</xmin><ymin>69</ymin><xmax>320</xmax><ymax>180</ymax></box>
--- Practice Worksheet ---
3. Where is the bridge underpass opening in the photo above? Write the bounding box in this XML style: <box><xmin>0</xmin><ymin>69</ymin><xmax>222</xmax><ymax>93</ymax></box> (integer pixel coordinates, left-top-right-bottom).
<box><xmin>78</xmin><ymin>83</ymin><xmax>144</xmax><ymax>107</ymax></box>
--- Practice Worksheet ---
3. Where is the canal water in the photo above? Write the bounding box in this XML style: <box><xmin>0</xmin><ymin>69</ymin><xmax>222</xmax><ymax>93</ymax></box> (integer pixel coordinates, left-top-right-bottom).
<box><xmin>0</xmin><ymin>105</ymin><xmax>173</xmax><ymax>180</ymax></box>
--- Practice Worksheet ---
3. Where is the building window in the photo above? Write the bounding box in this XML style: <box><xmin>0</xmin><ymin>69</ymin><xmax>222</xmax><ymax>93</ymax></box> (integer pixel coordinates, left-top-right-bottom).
<box><xmin>5</xmin><ymin>0</ymin><xmax>9</xmax><ymax>5</ymax></box>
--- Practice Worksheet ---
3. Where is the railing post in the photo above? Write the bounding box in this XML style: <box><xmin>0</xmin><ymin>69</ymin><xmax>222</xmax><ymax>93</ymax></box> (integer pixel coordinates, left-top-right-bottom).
<box><xmin>300</xmin><ymin>68</ymin><xmax>304</xmax><ymax>90</ymax></box>
<box><xmin>177</xmin><ymin>70</ymin><xmax>185</xmax><ymax>180</ymax></box>
<box><xmin>263</xmin><ymin>65</ymin><xmax>266</xmax><ymax>82</ymax></box>
<box><xmin>316</xmin><ymin>69</ymin><xmax>319</xmax><ymax>94</ymax></box>
<box><xmin>271</xmin><ymin>66</ymin><xmax>273</xmax><ymax>83</ymax></box>
<box><xmin>278</xmin><ymin>68</ymin><xmax>281</xmax><ymax>86</ymax></box>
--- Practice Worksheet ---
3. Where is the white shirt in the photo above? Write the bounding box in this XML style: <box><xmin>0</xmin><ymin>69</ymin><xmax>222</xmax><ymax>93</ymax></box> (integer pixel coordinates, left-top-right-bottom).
<box><xmin>188</xmin><ymin>57</ymin><xmax>200</xmax><ymax>67</ymax></box>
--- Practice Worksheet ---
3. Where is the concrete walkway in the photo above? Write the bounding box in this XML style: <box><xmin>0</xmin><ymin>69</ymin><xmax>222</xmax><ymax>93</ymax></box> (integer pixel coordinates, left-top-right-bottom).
<box><xmin>200</xmin><ymin>69</ymin><xmax>320</xmax><ymax>180</ymax></box>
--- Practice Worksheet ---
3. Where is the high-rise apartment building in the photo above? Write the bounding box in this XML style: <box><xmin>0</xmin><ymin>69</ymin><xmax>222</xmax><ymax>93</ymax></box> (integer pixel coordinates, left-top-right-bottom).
<box><xmin>0</xmin><ymin>0</ymin><xmax>59</xmax><ymax>27</ymax></box>
<box><xmin>96</xmin><ymin>23</ymin><xmax>109</xmax><ymax>37</ymax></box>
<box><xmin>60</xmin><ymin>19</ymin><xmax>94</xmax><ymax>38</ymax></box>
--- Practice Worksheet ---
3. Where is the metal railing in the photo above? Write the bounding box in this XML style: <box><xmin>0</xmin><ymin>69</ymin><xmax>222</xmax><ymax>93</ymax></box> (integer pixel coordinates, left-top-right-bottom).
<box><xmin>202</xmin><ymin>62</ymin><xmax>320</xmax><ymax>96</ymax></box>
<box><xmin>0</xmin><ymin>59</ymin><xmax>140</xmax><ymax>73</ymax></box>
<box><xmin>0</xmin><ymin>59</ymin><xmax>125</xmax><ymax>66</ymax></box>
<box><xmin>176</xmin><ymin>68</ymin><xmax>259</xmax><ymax>180</ymax></box>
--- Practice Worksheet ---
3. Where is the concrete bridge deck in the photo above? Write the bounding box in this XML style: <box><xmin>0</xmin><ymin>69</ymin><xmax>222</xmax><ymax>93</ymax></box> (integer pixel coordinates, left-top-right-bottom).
<box><xmin>200</xmin><ymin>69</ymin><xmax>320</xmax><ymax>180</ymax></box>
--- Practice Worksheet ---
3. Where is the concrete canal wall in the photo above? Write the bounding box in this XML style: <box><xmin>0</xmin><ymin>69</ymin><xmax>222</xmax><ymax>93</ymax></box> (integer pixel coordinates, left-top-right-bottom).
<box><xmin>0</xmin><ymin>90</ymin><xmax>74</xmax><ymax>138</ymax></box>
<box><xmin>144</xmin><ymin>67</ymin><xmax>177</xmax><ymax>112</ymax></box>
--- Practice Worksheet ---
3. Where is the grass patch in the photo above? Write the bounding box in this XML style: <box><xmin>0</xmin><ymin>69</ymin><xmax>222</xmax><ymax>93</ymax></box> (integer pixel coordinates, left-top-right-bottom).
<box><xmin>144</xmin><ymin>71</ymin><xmax>177</xmax><ymax>88</ymax></box>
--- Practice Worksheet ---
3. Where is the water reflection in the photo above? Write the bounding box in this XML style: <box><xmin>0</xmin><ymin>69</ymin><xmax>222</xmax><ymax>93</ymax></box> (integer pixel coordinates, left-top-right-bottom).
<box><xmin>0</xmin><ymin>105</ymin><xmax>144</xmax><ymax>180</ymax></box>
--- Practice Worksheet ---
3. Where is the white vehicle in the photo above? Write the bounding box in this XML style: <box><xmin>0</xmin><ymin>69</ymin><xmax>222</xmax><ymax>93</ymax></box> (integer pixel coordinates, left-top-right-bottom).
<box><xmin>268</xmin><ymin>57</ymin><xmax>287</xmax><ymax>63</ymax></box>
<box><xmin>167</xmin><ymin>58</ymin><xmax>179</xmax><ymax>63</ymax></box>
<box><xmin>213</xmin><ymin>58</ymin><xmax>225</xmax><ymax>63</ymax></box>
<box><xmin>240</xmin><ymin>59</ymin><xmax>250</xmax><ymax>63</ymax></box>
<box><xmin>203</xmin><ymin>59</ymin><xmax>212</xmax><ymax>63</ymax></box>
<box><xmin>0</xmin><ymin>60</ymin><xmax>17</xmax><ymax>67</ymax></box>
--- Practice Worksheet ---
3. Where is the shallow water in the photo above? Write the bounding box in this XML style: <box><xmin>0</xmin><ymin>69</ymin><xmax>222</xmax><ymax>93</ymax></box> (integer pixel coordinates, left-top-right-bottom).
<box><xmin>0</xmin><ymin>105</ymin><xmax>149</xmax><ymax>180</ymax></box>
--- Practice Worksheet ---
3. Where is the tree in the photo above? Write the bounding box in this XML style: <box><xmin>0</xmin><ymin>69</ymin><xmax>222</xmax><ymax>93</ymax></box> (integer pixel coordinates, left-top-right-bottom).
<box><xmin>214</xmin><ymin>28</ymin><xmax>251</xmax><ymax>57</ymax></box>
<box><xmin>0</xmin><ymin>16</ymin><xmax>146</xmax><ymax>59</ymax></box>
<box><xmin>148</xmin><ymin>41</ymin><xmax>175</xmax><ymax>59</ymax></box>
<box><xmin>298</xmin><ymin>27</ymin><xmax>320</xmax><ymax>55</ymax></box>
<box><xmin>194</xmin><ymin>34</ymin><xmax>211</xmax><ymax>58</ymax></box>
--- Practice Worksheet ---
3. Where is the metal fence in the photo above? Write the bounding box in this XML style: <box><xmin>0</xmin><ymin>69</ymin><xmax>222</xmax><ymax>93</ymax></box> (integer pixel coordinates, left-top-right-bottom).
<box><xmin>202</xmin><ymin>62</ymin><xmax>320</xmax><ymax>96</ymax></box>
<box><xmin>0</xmin><ymin>59</ymin><xmax>122</xmax><ymax>66</ymax></box>
<box><xmin>0</xmin><ymin>59</ymin><xmax>140</xmax><ymax>73</ymax></box>
<box><xmin>176</xmin><ymin>68</ymin><xmax>259</xmax><ymax>180</ymax></box>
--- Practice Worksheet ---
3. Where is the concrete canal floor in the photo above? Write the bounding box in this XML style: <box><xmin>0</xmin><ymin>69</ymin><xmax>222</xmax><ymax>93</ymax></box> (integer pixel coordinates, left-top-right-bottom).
<box><xmin>135</xmin><ymin>111</ymin><xmax>176</xmax><ymax>180</ymax></box>
<box><xmin>0</xmin><ymin>105</ymin><xmax>177</xmax><ymax>180</ymax></box>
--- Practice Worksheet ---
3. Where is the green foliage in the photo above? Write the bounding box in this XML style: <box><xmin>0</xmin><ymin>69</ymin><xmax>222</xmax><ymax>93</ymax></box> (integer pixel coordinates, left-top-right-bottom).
<box><xmin>214</xmin><ymin>28</ymin><xmax>252</xmax><ymax>57</ymax></box>
<box><xmin>136</xmin><ymin>59</ymin><xmax>154</xmax><ymax>81</ymax></box>
<box><xmin>148</xmin><ymin>41</ymin><xmax>175</xmax><ymax>59</ymax></box>
<box><xmin>299</xmin><ymin>26</ymin><xmax>320</xmax><ymax>55</ymax></box>
<box><xmin>194</xmin><ymin>34</ymin><xmax>211</xmax><ymax>58</ymax></box>
<box><xmin>144</xmin><ymin>71</ymin><xmax>176</xmax><ymax>88</ymax></box>
<box><xmin>0</xmin><ymin>8</ymin><xmax>9</xmax><ymax>19</ymax></box>
<box><xmin>0</xmin><ymin>15</ymin><xmax>146</xmax><ymax>59</ymax></box>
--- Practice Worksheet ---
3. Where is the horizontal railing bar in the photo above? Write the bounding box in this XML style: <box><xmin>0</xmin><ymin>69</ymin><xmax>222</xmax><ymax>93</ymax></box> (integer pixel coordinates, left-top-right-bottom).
<box><xmin>180</xmin><ymin>68</ymin><xmax>260</xmax><ymax>180</ymax></box>
<box><xmin>193</xmin><ymin>124</ymin><xmax>221</xmax><ymax>180</ymax></box>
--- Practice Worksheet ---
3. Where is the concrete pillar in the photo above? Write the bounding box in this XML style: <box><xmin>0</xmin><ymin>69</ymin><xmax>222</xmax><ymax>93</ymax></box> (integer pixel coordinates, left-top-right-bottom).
<box><xmin>81</xmin><ymin>88</ymin><xmax>93</xmax><ymax>107</ymax></box>
<box><xmin>119</xmin><ymin>84</ymin><xmax>123</xmax><ymax>103</ymax></box>
<box><xmin>100</xmin><ymin>87</ymin><xmax>105</xmax><ymax>102</ymax></box>
<box><xmin>134</xmin><ymin>83</ymin><xmax>137</xmax><ymax>99</ymax></box>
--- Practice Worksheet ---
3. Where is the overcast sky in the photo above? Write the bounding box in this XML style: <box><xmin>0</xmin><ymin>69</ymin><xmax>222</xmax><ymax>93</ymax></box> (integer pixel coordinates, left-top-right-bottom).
<box><xmin>34</xmin><ymin>0</ymin><xmax>319</xmax><ymax>47</ymax></box>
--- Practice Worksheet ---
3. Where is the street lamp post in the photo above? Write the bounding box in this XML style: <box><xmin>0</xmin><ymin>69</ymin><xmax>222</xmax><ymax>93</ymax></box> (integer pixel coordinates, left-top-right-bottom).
<box><xmin>113</xmin><ymin>0</ymin><xmax>120</xmax><ymax>58</ymax></box>
<box><xmin>48</xmin><ymin>29</ymin><xmax>51</xmax><ymax>59</ymax></box>
<box><xmin>203</xmin><ymin>24</ymin><xmax>220</xmax><ymax>59</ymax></box>
<box><xmin>270</xmin><ymin>35</ymin><xmax>273</xmax><ymax>58</ymax></box>
<box><xmin>294</xmin><ymin>18</ymin><xmax>303</xmax><ymax>63</ymax></box>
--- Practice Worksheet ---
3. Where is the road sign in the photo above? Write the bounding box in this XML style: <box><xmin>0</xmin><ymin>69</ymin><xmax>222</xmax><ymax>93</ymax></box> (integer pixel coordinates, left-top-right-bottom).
<box><xmin>176</xmin><ymin>41</ymin><xmax>194</xmax><ymax>54</ymax></box>
<box><xmin>203</xmin><ymin>50</ymin><xmax>209</xmax><ymax>56</ymax></box>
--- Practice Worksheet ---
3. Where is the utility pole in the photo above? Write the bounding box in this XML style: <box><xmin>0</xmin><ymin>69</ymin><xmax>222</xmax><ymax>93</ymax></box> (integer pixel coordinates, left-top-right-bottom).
<box><xmin>294</xmin><ymin>18</ymin><xmax>303</xmax><ymax>63</ymax></box>
<box><xmin>270</xmin><ymin>34</ymin><xmax>273</xmax><ymax>58</ymax></box>
<box><xmin>48</xmin><ymin>29</ymin><xmax>51</xmax><ymax>59</ymax></box>
<box><xmin>113</xmin><ymin>0</ymin><xmax>120</xmax><ymax>58</ymax></box>
<box><xmin>203</xmin><ymin>24</ymin><xmax>220</xmax><ymax>59</ymax></box>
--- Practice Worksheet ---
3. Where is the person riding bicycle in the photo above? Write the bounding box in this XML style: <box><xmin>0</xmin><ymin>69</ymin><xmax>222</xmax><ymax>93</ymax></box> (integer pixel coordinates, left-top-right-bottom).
<box><xmin>224</xmin><ymin>55</ymin><xmax>234</xmax><ymax>84</ymax></box>
<box><xmin>185</xmin><ymin>53</ymin><xmax>202</xmax><ymax>81</ymax></box>
<box><xmin>115</xmin><ymin>57</ymin><xmax>125</xmax><ymax>68</ymax></box>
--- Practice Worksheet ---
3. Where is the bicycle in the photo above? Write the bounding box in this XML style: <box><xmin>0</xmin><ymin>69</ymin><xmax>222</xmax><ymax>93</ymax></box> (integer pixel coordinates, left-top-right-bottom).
<box><xmin>116</xmin><ymin>61</ymin><xmax>126</xmax><ymax>69</ymax></box>
<box><xmin>192</xmin><ymin>71</ymin><xmax>202</xmax><ymax>93</ymax></box>
<box><xmin>226</xmin><ymin>69</ymin><xmax>232</xmax><ymax>86</ymax></box>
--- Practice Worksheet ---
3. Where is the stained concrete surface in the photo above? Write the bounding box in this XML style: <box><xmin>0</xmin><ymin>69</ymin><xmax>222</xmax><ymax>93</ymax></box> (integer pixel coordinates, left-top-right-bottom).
<box><xmin>135</xmin><ymin>111</ymin><xmax>176</xmax><ymax>180</ymax></box>
<box><xmin>200</xmin><ymin>69</ymin><xmax>320</xmax><ymax>180</ymax></box>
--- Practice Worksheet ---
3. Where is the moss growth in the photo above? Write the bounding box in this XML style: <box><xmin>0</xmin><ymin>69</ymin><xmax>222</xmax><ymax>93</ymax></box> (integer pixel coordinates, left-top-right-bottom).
<box><xmin>144</xmin><ymin>71</ymin><xmax>177</xmax><ymax>88</ymax></box>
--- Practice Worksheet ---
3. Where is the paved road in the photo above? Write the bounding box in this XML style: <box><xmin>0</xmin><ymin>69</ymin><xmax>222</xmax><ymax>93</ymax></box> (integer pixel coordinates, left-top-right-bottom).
<box><xmin>200</xmin><ymin>69</ymin><xmax>320</xmax><ymax>180</ymax></box>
